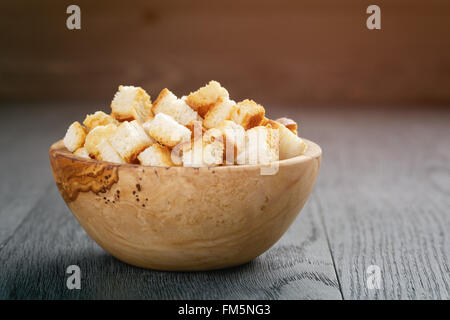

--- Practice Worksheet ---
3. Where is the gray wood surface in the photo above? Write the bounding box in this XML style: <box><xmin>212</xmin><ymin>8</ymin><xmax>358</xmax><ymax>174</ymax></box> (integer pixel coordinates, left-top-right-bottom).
<box><xmin>0</xmin><ymin>104</ymin><xmax>449</xmax><ymax>299</ymax></box>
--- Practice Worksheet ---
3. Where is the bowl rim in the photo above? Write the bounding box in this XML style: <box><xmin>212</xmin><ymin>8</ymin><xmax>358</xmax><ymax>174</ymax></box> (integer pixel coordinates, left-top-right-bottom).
<box><xmin>49</xmin><ymin>138</ymin><xmax>322</xmax><ymax>170</ymax></box>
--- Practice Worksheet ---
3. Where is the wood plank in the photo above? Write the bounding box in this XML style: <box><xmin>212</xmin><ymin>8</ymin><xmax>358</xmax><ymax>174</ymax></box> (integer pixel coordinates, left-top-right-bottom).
<box><xmin>0</xmin><ymin>103</ymin><xmax>96</xmax><ymax>247</ymax></box>
<box><xmin>297</xmin><ymin>107</ymin><xmax>450</xmax><ymax>299</ymax></box>
<box><xmin>1</xmin><ymin>0</ymin><xmax>450</xmax><ymax>105</ymax></box>
<box><xmin>0</xmin><ymin>175</ymin><xmax>340</xmax><ymax>299</ymax></box>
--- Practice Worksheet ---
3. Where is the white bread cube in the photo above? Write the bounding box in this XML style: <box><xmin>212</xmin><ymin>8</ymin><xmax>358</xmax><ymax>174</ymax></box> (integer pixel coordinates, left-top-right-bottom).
<box><xmin>63</xmin><ymin>121</ymin><xmax>86</xmax><ymax>152</ymax></box>
<box><xmin>185</xmin><ymin>120</ymin><xmax>206</xmax><ymax>140</ymax></box>
<box><xmin>244</xmin><ymin>126</ymin><xmax>279</xmax><ymax>165</ymax></box>
<box><xmin>275</xmin><ymin>117</ymin><xmax>298</xmax><ymax>135</ymax></box>
<box><xmin>202</xmin><ymin>140</ymin><xmax>224</xmax><ymax>167</ymax></box>
<box><xmin>182</xmin><ymin>139</ymin><xmax>204</xmax><ymax>167</ymax></box>
<box><xmin>215</xmin><ymin>120</ymin><xmax>245</xmax><ymax>165</ymax></box>
<box><xmin>84</xmin><ymin>124</ymin><xmax>118</xmax><ymax>159</ymax></box>
<box><xmin>143</xmin><ymin>113</ymin><xmax>191</xmax><ymax>148</ymax></box>
<box><xmin>108</xmin><ymin>120</ymin><xmax>153</xmax><ymax>163</ymax></box>
<box><xmin>110</xmin><ymin>85</ymin><xmax>153</xmax><ymax>123</ymax></box>
<box><xmin>266</xmin><ymin>120</ymin><xmax>306</xmax><ymax>159</ymax></box>
<box><xmin>73</xmin><ymin>147</ymin><xmax>90</xmax><ymax>159</ymax></box>
<box><xmin>138</xmin><ymin>143</ymin><xmax>174</xmax><ymax>167</ymax></box>
<box><xmin>185</xmin><ymin>80</ymin><xmax>229</xmax><ymax>117</ymax></box>
<box><xmin>203</xmin><ymin>98</ymin><xmax>236</xmax><ymax>129</ymax></box>
<box><xmin>152</xmin><ymin>88</ymin><xmax>200</xmax><ymax>125</ymax></box>
<box><xmin>182</xmin><ymin>137</ymin><xmax>224</xmax><ymax>167</ymax></box>
<box><xmin>97</xmin><ymin>140</ymin><xmax>125</xmax><ymax>164</ymax></box>
<box><xmin>231</xmin><ymin>99</ymin><xmax>265</xmax><ymax>130</ymax></box>
<box><xmin>83</xmin><ymin>111</ymin><xmax>118</xmax><ymax>131</ymax></box>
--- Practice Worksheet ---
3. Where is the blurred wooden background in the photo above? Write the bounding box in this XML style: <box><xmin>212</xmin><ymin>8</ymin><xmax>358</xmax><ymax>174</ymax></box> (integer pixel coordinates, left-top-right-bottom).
<box><xmin>0</xmin><ymin>0</ymin><xmax>449</xmax><ymax>107</ymax></box>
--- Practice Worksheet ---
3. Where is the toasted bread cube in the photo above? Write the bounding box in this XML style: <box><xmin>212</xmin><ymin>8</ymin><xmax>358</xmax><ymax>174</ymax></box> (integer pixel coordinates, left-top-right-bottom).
<box><xmin>143</xmin><ymin>113</ymin><xmax>191</xmax><ymax>148</ymax></box>
<box><xmin>108</xmin><ymin>120</ymin><xmax>153</xmax><ymax>163</ymax></box>
<box><xmin>215</xmin><ymin>120</ymin><xmax>246</xmax><ymax>164</ymax></box>
<box><xmin>138</xmin><ymin>143</ymin><xmax>174</xmax><ymax>167</ymax></box>
<box><xmin>185</xmin><ymin>120</ymin><xmax>205</xmax><ymax>139</ymax></box>
<box><xmin>245</xmin><ymin>126</ymin><xmax>279</xmax><ymax>165</ymax></box>
<box><xmin>73</xmin><ymin>147</ymin><xmax>90</xmax><ymax>159</ymax></box>
<box><xmin>202</xmin><ymin>140</ymin><xmax>224</xmax><ymax>167</ymax></box>
<box><xmin>266</xmin><ymin>120</ymin><xmax>305</xmax><ymax>159</ymax></box>
<box><xmin>83</xmin><ymin>111</ymin><xmax>118</xmax><ymax>131</ymax></box>
<box><xmin>260</xmin><ymin>117</ymin><xmax>269</xmax><ymax>126</ymax></box>
<box><xmin>84</xmin><ymin>124</ymin><xmax>118</xmax><ymax>158</ymax></box>
<box><xmin>182</xmin><ymin>139</ymin><xmax>204</xmax><ymax>167</ymax></box>
<box><xmin>110</xmin><ymin>85</ymin><xmax>153</xmax><ymax>123</ymax></box>
<box><xmin>231</xmin><ymin>99</ymin><xmax>265</xmax><ymax>130</ymax></box>
<box><xmin>182</xmin><ymin>137</ymin><xmax>224</xmax><ymax>168</ymax></box>
<box><xmin>203</xmin><ymin>98</ymin><xmax>236</xmax><ymax>129</ymax></box>
<box><xmin>152</xmin><ymin>88</ymin><xmax>200</xmax><ymax>125</ymax></box>
<box><xmin>185</xmin><ymin>80</ymin><xmax>229</xmax><ymax>117</ymax></box>
<box><xmin>275</xmin><ymin>117</ymin><xmax>298</xmax><ymax>135</ymax></box>
<box><xmin>63</xmin><ymin>121</ymin><xmax>87</xmax><ymax>152</ymax></box>
<box><xmin>97</xmin><ymin>140</ymin><xmax>125</xmax><ymax>164</ymax></box>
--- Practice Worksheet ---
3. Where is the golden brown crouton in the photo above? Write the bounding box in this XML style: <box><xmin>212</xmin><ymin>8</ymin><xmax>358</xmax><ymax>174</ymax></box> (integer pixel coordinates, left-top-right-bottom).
<box><xmin>110</xmin><ymin>85</ymin><xmax>153</xmax><ymax>123</ymax></box>
<box><xmin>63</xmin><ymin>121</ymin><xmax>87</xmax><ymax>152</ymax></box>
<box><xmin>244</xmin><ymin>126</ymin><xmax>279</xmax><ymax>165</ymax></box>
<box><xmin>83</xmin><ymin>111</ymin><xmax>118</xmax><ymax>131</ymax></box>
<box><xmin>152</xmin><ymin>88</ymin><xmax>200</xmax><ymax>125</ymax></box>
<box><xmin>84</xmin><ymin>124</ymin><xmax>118</xmax><ymax>159</ymax></box>
<box><xmin>182</xmin><ymin>135</ymin><xmax>224</xmax><ymax>168</ymax></box>
<box><xmin>108</xmin><ymin>120</ymin><xmax>153</xmax><ymax>163</ymax></box>
<box><xmin>97</xmin><ymin>140</ymin><xmax>125</xmax><ymax>164</ymax></box>
<box><xmin>185</xmin><ymin>80</ymin><xmax>229</xmax><ymax>117</ymax></box>
<box><xmin>203</xmin><ymin>97</ymin><xmax>236</xmax><ymax>129</ymax></box>
<box><xmin>73</xmin><ymin>147</ymin><xmax>90</xmax><ymax>159</ymax></box>
<box><xmin>143</xmin><ymin>113</ymin><xmax>191</xmax><ymax>148</ymax></box>
<box><xmin>138</xmin><ymin>143</ymin><xmax>174</xmax><ymax>167</ymax></box>
<box><xmin>265</xmin><ymin>120</ymin><xmax>306</xmax><ymax>160</ymax></box>
<box><xmin>275</xmin><ymin>117</ymin><xmax>298</xmax><ymax>135</ymax></box>
<box><xmin>215</xmin><ymin>120</ymin><xmax>246</xmax><ymax>165</ymax></box>
<box><xmin>260</xmin><ymin>117</ymin><xmax>269</xmax><ymax>126</ymax></box>
<box><xmin>231</xmin><ymin>99</ymin><xmax>265</xmax><ymax>130</ymax></box>
<box><xmin>185</xmin><ymin>120</ymin><xmax>205</xmax><ymax>141</ymax></box>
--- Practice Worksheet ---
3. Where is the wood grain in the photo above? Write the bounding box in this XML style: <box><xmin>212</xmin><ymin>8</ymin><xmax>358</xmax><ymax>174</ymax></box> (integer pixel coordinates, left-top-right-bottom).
<box><xmin>0</xmin><ymin>103</ymin><xmax>449</xmax><ymax>299</ymax></box>
<box><xmin>0</xmin><ymin>103</ymin><xmax>94</xmax><ymax>247</ymax></box>
<box><xmin>0</xmin><ymin>0</ymin><xmax>449</xmax><ymax>106</ymax></box>
<box><xmin>299</xmin><ymin>107</ymin><xmax>450</xmax><ymax>299</ymax></box>
<box><xmin>0</xmin><ymin>184</ymin><xmax>341</xmax><ymax>299</ymax></box>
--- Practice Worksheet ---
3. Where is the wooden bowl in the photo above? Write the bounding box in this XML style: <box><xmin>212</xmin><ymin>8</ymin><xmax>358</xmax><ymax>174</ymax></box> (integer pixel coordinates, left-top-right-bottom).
<box><xmin>49</xmin><ymin>139</ymin><xmax>322</xmax><ymax>271</ymax></box>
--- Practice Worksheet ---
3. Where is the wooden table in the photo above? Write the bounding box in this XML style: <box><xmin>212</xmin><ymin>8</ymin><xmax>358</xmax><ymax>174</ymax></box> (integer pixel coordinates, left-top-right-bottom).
<box><xmin>0</xmin><ymin>103</ymin><xmax>448</xmax><ymax>299</ymax></box>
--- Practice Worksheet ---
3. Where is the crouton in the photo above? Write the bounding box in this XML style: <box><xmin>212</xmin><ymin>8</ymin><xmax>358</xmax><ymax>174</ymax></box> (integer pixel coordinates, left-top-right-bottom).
<box><xmin>108</xmin><ymin>120</ymin><xmax>153</xmax><ymax>163</ymax></box>
<box><xmin>63</xmin><ymin>121</ymin><xmax>86</xmax><ymax>152</ymax></box>
<box><xmin>84</xmin><ymin>124</ymin><xmax>118</xmax><ymax>159</ymax></box>
<box><xmin>143</xmin><ymin>113</ymin><xmax>191</xmax><ymax>148</ymax></box>
<box><xmin>185</xmin><ymin>120</ymin><xmax>205</xmax><ymax>138</ymax></box>
<box><xmin>275</xmin><ymin>117</ymin><xmax>298</xmax><ymax>135</ymax></box>
<box><xmin>83</xmin><ymin>111</ymin><xmax>118</xmax><ymax>131</ymax></box>
<box><xmin>97</xmin><ymin>140</ymin><xmax>125</xmax><ymax>164</ymax></box>
<box><xmin>215</xmin><ymin>120</ymin><xmax>246</xmax><ymax>165</ymax></box>
<box><xmin>182</xmin><ymin>136</ymin><xmax>224</xmax><ymax>167</ymax></box>
<box><xmin>152</xmin><ymin>88</ymin><xmax>200</xmax><ymax>125</ymax></box>
<box><xmin>73</xmin><ymin>147</ymin><xmax>90</xmax><ymax>159</ymax></box>
<box><xmin>231</xmin><ymin>99</ymin><xmax>265</xmax><ymax>130</ymax></box>
<box><xmin>185</xmin><ymin>80</ymin><xmax>229</xmax><ymax>117</ymax></box>
<box><xmin>260</xmin><ymin>117</ymin><xmax>269</xmax><ymax>126</ymax></box>
<box><xmin>265</xmin><ymin>120</ymin><xmax>305</xmax><ymax>160</ymax></box>
<box><xmin>203</xmin><ymin>98</ymin><xmax>236</xmax><ymax>129</ymax></box>
<box><xmin>110</xmin><ymin>85</ymin><xmax>153</xmax><ymax>123</ymax></box>
<box><xmin>138</xmin><ymin>143</ymin><xmax>174</xmax><ymax>167</ymax></box>
<box><xmin>245</xmin><ymin>126</ymin><xmax>279</xmax><ymax>165</ymax></box>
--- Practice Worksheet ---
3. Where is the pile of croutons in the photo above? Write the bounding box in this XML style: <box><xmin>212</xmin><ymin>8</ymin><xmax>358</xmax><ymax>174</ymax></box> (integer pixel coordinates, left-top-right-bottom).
<box><xmin>63</xmin><ymin>81</ymin><xmax>306</xmax><ymax>167</ymax></box>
